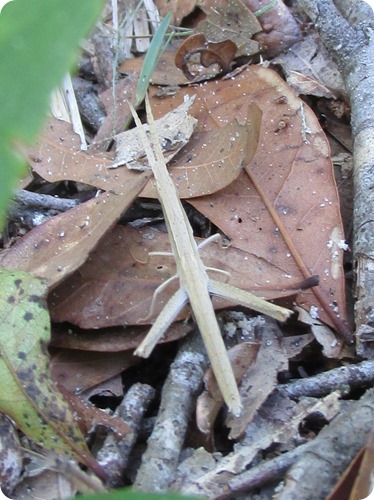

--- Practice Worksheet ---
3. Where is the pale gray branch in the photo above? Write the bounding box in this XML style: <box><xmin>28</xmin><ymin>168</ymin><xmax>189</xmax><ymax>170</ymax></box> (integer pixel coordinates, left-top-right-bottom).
<box><xmin>133</xmin><ymin>332</ymin><xmax>208</xmax><ymax>492</ymax></box>
<box><xmin>97</xmin><ymin>383</ymin><xmax>156</xmax><ymax>487</ymax></box>
<box><xmin>279</xmin><ymin>359</ymin><xmax>374</xmax><ymax>399</ymax></box>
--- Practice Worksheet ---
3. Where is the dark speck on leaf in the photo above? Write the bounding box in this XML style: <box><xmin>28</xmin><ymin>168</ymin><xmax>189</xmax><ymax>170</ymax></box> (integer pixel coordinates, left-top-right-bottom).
<box><xmin>38</xmin><ymin>373</ymin><xmax>48</xmax><ymax>383</ymax></box>
<box><xmin>7</xmin><ymin>295</ymin><xmax>16</xmax><ymax>304</ymax></box>
<box><xmin>39</xmin><ymin>340</ymin><xmax>49</xmax><ymax>355</ymax></box>
<box><xmin>24</xmin><ymin>311</ymin><xmax>34</xmax><ymax>322</ymax></box>
<box><xmin>26</xmin><ymin>383</ymin><xmax>42</xmax><ymax>399</ymax></box>
<box><xmin>18</xmin><ymin>351</ymin><xmax>27</xmax><ymax>360</ymax></box>
<box><xmin>28</xmin><ymin>294</ymin><xmax>41</xmax><ymax>303</ymax></box>
<box><xmin>17</xmin><ymin>370</ymin><xmax>30</xmax><ymax>381</ymax></box>
<box><xmin>14</xmin><ymin>279</ymin><xmax>22</xmax><ymax>288</ymax></box>
<box><xmin>28</xmin><ymin>294</ymin><xmax>48</xmax><ymax>310</ymax></box>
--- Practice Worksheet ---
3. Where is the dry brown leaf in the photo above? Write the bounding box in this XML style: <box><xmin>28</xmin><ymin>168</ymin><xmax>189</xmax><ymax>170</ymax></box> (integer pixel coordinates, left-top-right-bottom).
<box><xmin>280</xmin><ymin>332</ymin><xmax>315</xmax><ymax>358</ymax></box>
<box><xmin>141</xmin><ymin>105</ymin><xmax>260</xmax><ymax>198</ymax></box>
<box><xmin>50</xmin><ymin>349</ymin><xmax>136</xmax><ymax>394</ymax></box>
<box><xmin>154</xmin><ymin>0</ymin><xmax>198</xmax><ymax>25</ymax></box>
<box><xmin>28</xmin><ymin>117</ymin><xmax>120</xmax><ymax>192</ymax></box>
<box><xmin>29</xmin><ymin>103</ymin><xmax>251</xmax><ymax>200</ymax></box>
<box><xmin>197</xmin><ymin>0</ymin><xmax>261</xmax><ymax>57</ymax></box>
<box><xmin>0</xmin><ymin>184</ymin><xmax>149</xmax><ymax>288</ymax></box>
<box><xmin>225</xmin><ymin>324</ymin><xmax>317</xmax><ymax>440</ymax></box>
<box><xmin>148</xmin><ymin>65</ymin><xmax>348</xmax><ymax>337</ymax></box>
<box><xmin>243</xmin><ymin>0</ymin><xmax>302</xmax><ymax>57</ymax></box>
<box><xmin>48</xmin><ymin>225</ymin><xmax>313</xmax><ymax>329</ymax></box>
<box><xmin>93</xmin><ymin>73</ymin><xmax>139</xmax><ymax>149</ymax></box>
<box><xmin>50</xmin><ymin>323</ymin><xmax>191</xmax><ymax>352</ymax></box>
<box><xmin>294</xmin><ymin>306</ymin><xmax>343</xmax><ymax>358</ymax></box>
<box><xmin>118</xmin><ymin>49</ymin><xmax>190</xmax><ymax>86</ymax></box>
<box><xmin>272</xmin><ymin>33</ymin><xmax>345</xmax><ymax>97</ymax></box>
<box><xmin>112</xmin><ymin>95</ymin><xmax>197</xmax><ymax>169</ymax></box>
<box><xmin>196</xmin><ymin>342</ymin><xmax>260</xmax><ymax>434</ymax></box>
<box><xmin>225</xmin><ymin>320</ymin><xmax>286</xmax><ymax>439</ymax></box>
<box><xmin>285</xmin><ymin>70</ymin><xmax>338</xmax><ymax>99</ymax></box>
<box><xmin>48</xmin><ymin>225</ymin><xmax>181</xmax><ymax>328</ymax></box>
<box><xmin>175</xmin><ymin>34</ymin><xmax>237</xmax><ymax>80</ymax></box>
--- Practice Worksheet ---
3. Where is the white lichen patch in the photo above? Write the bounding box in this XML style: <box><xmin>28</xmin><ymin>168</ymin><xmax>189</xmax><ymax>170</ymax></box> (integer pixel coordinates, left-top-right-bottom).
<box><xmin>326</xmin><ymin>227</ymin><xmax>345</xmax><ymax>279</ymax></box>
<box><xmin>309</xmin><ymin>305</ymin><xmax>320</xmax><ymax>319</ymax></box>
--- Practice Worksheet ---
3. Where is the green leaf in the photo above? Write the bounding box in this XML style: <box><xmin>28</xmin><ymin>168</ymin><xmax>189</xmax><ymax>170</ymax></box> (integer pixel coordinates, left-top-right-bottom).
<box><xmin>136</xmin><ymin>11</ymin><xmax>173</xmax><ymax>105</ymax></box>
<box><xmin>80</xmin><ymin>488</ymin><xmax>201</xmax><ymax>500</ymax></box>
<box><xmin>0</xmin><ymin>268</ymin><xmax>103</xmax><ymax>477</ymax></box>
<box><xmin>0</xmin><ymin>0</ymin><xmax>103</xmax><ymax>229</ymax></box>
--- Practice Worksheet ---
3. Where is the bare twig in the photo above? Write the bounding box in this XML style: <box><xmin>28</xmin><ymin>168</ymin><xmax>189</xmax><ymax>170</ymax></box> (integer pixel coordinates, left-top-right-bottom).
<box><xmin>97</xmin><ymin>383</ymin><xmax>156</xmax><ymax>487</ymax></box>
<box><xmin>13</xmin><ymin>190</ymin><xmax>79</xmax><ymax>212</ymax></box>
<box><xmin>279</xmin><ymin>359</ymin><xmax>374</xmax><ymax>399</ymax></box>
<box><xmin>215</xmin><ymin>441</ymin><xmax>313</xmax><ymax>500</ymax></box>
<box><xmin>134</xmin><ymin>332</ymin><xmax>208</xmax><ymax>492</ymax></box>
<box><xmin>8</xmin><ymin>190</ymin><xmax>80</xmax><ymax>226</ymax></box>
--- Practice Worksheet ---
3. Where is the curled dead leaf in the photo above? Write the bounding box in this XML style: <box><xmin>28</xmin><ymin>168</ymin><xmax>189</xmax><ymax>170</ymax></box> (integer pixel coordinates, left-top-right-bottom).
<box><xmin>175</xmin><ymin>33</ymin><xmax>237</xmax><ymax>80</ymax></box>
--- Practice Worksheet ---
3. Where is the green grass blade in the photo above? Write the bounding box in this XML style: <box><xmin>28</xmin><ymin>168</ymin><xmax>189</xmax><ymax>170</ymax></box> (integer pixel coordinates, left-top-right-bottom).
<box><xmin>136</xmin><ymin>11</ymin><xmax>173</xmax><ymax>105</ymax></box>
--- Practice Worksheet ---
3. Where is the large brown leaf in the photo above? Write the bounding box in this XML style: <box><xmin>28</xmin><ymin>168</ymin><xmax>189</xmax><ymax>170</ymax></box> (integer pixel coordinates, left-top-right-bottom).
<box><xmin>196</xmin><ymin>0</ymin><xmax>261</xmax><ymax>58</ymax></box>
<box><xmin>28</xmin><ymin>117</ymin><xmax>120</xmax><ymax>193</ymax></box>
<box><xmin>153</xmin><ymin>0</ymin><xmax>198</xmax><ymax>25</ymax></box>
<box><xmin>49</xmin><ymin>322</ymin><xmax>192</xmax><ymax>352</ymax></box>
<box><xmin>140</xmin><ymin>105</ymin><xmax>261</xmax><ymax>198</ymax></box>
<box><xmin>147</xmin><ymin>66</ymin><xmax>348</xmax><ymax>335</ymax></box>
<box><xmin>36</xmin><ymin>65</ymin><xmax>347</xmax><ymax>338</ymax></box>
<box><xmin>0</xmin><ymin>182</ymin><xmax>149</xmax><ymax>288</ymax></box>
<box><xmin>49</xmin><ymin>225</ymin><xmax>315</xmax><ymax>329</ymax></box>
<box><xmin>29</xmin><ymin>106</ymin><xmax>254</xmax><ymax>199</ymax></box>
